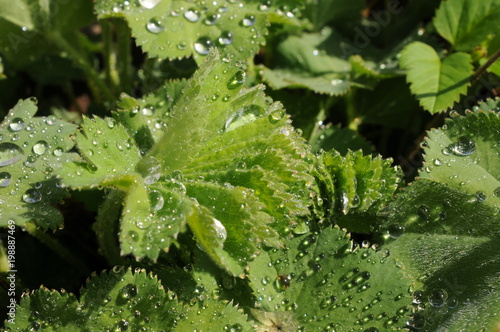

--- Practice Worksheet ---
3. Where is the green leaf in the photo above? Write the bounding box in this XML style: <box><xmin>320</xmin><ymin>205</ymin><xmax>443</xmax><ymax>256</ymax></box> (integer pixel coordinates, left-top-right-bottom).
<box><xmin>95</xmin><ymin>0</ymin><xmax>267</xmax><ymax>63</ymax></box>
<box><xmin>433</xmin><ymin>0</ymin><xmax>500</xmax><ymax>52</ymax></box>
<box><xmin>382</xmin><ymin>110</ymin><xmax>500</xmax><ymax>330</ymax></box>
<box><xmin>0</xmin><ymin>0</ymin><xmax>94</xmax><ymax>66</ymax></box>
<box><xmin>247</xmin><ymin>227</ymin><xmax>414</xmax><ymax>331</ymax></box>
<box><xmin>313</xmin><ymin>150</ymin><xmax>401</xmax><ymax>220</ymax></box>
<box><xmin>302</xmin><ymin>0</ymin><xmax>364</xmax><ymax>30</ymax></box>
<box><xmin>420</xmin><ymin>110</ymin><xmax>500</xmax><ymax>209</ymax></box>
<box><xmin>399</xmin><ymin>41</ymin><xmax>473</xmax><ymax>113</ymax></box>
<box><xmin>0</xmin><ymin>99</ymin><xmax>76</xmax><ymax>229</ymax></box>
<box><xmin>0</xmin><ymin>56</ymin><xmax>5</xmax><ymax>79</ymax></box>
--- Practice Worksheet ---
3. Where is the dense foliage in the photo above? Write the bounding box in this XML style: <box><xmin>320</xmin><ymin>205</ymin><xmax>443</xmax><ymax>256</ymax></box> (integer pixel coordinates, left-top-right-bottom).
<box><xmin>0</xmin><ymin>0</ymin><xmax>499</xmax><ymax>331</ymax></box>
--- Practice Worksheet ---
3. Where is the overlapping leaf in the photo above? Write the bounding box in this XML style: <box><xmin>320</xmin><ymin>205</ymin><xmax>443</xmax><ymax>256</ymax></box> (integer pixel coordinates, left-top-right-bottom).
<box><xmin>247</xmin><ymin>227</ymin><xmax>414</xmax><ymax>331</ymax></box>
<box><xmin>383</xmin><ymin>108</ymin><xmax>500</xmax><ymax>331</ymax></box>
<box><xmin>0</xmin><ymin>56</ymin><xmax>5</xmax><ymax>79</ymax></box>
<box><xmin>0</xmin><ymin>0</ymin><xmax>94</xmax><ymax>66</ymax></box>
<box><xmin>95</xmin><ymin>0</ymin><xmax>267</xmax><ymax>63</ymax></box>
<box><xmin>399</xmin><ymin>41</ymin><xmax>473</xmax><ymax>113</ymax></box>
<box><xmin>433</xmin><ymin>0</ymin><xmax>500</xmax><ymax>52</ymax></box>
<box><xmin>60</xmin><ymin>50</ymin><xmax>315</xmax><ymax>274</ymax></box>
<box><xmin>313</xmin><ymin>149</ymin><xmax>401</xmax><ymax>228</ymax></box>
<box><xmin>4</xmin><ymin>268</ymin><xmax>250</xmax><ymax>331</ymax></box>
<box><xmin>0</xmin><ymin>99</ymin><xmax>76</xmax><ymax>229</ymax></box>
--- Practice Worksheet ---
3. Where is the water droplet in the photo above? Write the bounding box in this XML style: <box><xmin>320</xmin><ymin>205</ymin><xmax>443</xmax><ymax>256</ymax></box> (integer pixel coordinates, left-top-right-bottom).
<box><xmin>494</xmin><ymin>187</ymin><xmax>500</xmax><ymax>197</ymax></box>
<box><xmin>227</xmin><ymin>70</ymin><xmax>246</xmax><ymax>89</ymax></box>
<box><xmin>150</xmin><ymin>190</ymin><xmax>164</xmax><ymax>210</ymax></box>
<box><xmin>475</xmin><ymin>191</ymin><xmax>486</xmax><ymax>202</ymax></box>
<box><xmin>450</xmin><ymin>136</ymin><xmax>475</xmax><ymax>156</ymax></box>
<box><xmin>119</xmin><ymin>283</ymin><xmax>138</xmax><ymax>300</ymax></box>
<box><xmin>0</xmin><ymin>172</ymin><xmax>11</xmax><ymax>187</ymax></box>
<box><xmin>0</xmin><ymin>142</ymin><xmax>24</xmax><ymax>167</ymax></box>
<box><xmin>139</xmin><ymin>156</ymin><xmax>162</xmax><ymax>185</ymax></box>
<box><xmin>138</xmin><ymin>0</ymin><xmax>161</xmax><ymax>9</ymax></box>
<box><xmin>269</xmin><ymin>109</ymin><xmax>285</xmax><ymax>123</ymax></box>
<box><xmin>388</xmin><ymin>224</ymin><xmax>404</xmax><ymax>239</ymax></box>
<box><xmin>146</xmin><ymin>17</ymin><xmax>164</xmax><ymax>33</ymax></box>
<box><xmin>32</xmin><ymin>141</ymin><xmax>48</xmax><ymax>155</ymax></box>
<box><xmin>9</xmin><ymin>118</ymin><xmax>24</xmax><ymax>132</ymax></box>
<box><xmin>184</xmin><ymin>8</ymin><xmax>201</xmax><ymax>22</ymax></box>
<box><xmin>116</xmin><ymin>319</ymin><xmax>129</xmax><ymax>331</ymax></box>
<box><xmin>433</xmin><ymin>159</ymin><xmax>442</xmax><ymax>166</ymax></box>
<box><xmin>428</xmin><ymin>289</ymin><xmax>447</xmax><ymax>308</ymax></box>
<box><xmin>22</xmin><ymin>189</ymin><xmax>42</xmax><ymax>203</ymax></box>
<box><xmin>330</xmin><ymin>79</ymin><xmax>344</xmax><ymax>85</ymax></box>
<box><xmin>224</xmin><ymin>105</ymin><xmax>262</xmax><ymax>132</ymax></box>
<box><xmin>177</xmin><ymin>41</ymin><xmax>187</xmax><ymax>50</ymax></box>
<box><xmin>417</xmin><ymin>205</ymin><xmax>429</xmax><ymax>219</ymax></box>
<box><xmin>212</xmin><ymin>217</ymin><xmax>227</xmax><ymax>241</ymax></box>
<box><xmin>218</xmin><ymin>31</ymin><xmax>234</xmax><ymax>45</ymax></box>
<box><xmin>406</xmin><ymin>313</ymin><xmax>426</xmax><ymax>329</ymax></box>
<box><xmin>193</xmin><ymin>37</ymin><xmax>212</xmax><ymax>55</ymax></box>
<box><xmin>106</xmin><ymin>118</ymin><xmax>116</xmax><ymax>128</ymax></box>
<box><xmin>241</xmin><ymin>15</ymin><xmax>256</xmax><ymax>27</ymax></box>
<box><xmin>53</xmin><ymin>148</ymin><xmax>64</xmax><ymax>157</ymax></box>
<box><xmin>204</xmin><ymin>13</ymin><xmax>220</xmax><ymax>25</ymax></box>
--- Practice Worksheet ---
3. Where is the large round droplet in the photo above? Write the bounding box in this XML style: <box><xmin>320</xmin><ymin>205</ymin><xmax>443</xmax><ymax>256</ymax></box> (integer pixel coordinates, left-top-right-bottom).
<box><xmin>9</xmin><ymin>118</ymin><xmax>25</xmax><ymax>132</ymax></box>
<box><xmin>428</xmin><ymin>289</ymin><xmax>447</xmax><ymax>308</ymax></box>
<box><xmin>241</xmin><ymin>15</ymin><xmax>256</xmax><ymax>27</ymax></box>
<box><xmin>150</xmin><ymin>190</ymin><xmax>165</xmax><ymax>211</ymax></box>
<box><xmin>269</xmin><ymin>109</ymin><xmax>285</xmax><ymax>123</ymax></box>
<box><xmin>184</xmin><ymin>8</ymin><xmax>201</xmax><ymax>22</ymax></box>
<box><xmin>138</xmin><ymin>156</ymin><xmax>162</xmax><ymax>185</ymax></box>
<box><xmin>194</xmin><ymin>37</ymin><xmax>212</xmax><ymax>55</ymax></box>
<box><xmin>0</xmin><ymin>142</ymin><xmax>24</xmax><ymax>167</ymax></box>
<box><xmin>493</xmin><ymin>187</ymin><xmax>500</xmax><ymax>197</ymax></box>
<box><xmin>0</xmin><ymin>172</ymin><xmax>12</xmax><ymax>187</ymax></box>
<box><xmin>450</xmin><ymin>136</ymin><xmax>475</xmax><ymax>156</ymax></box>
<box><xmin>218</xmin><ymin>31</ymin><xmax>233</xmax><ymax>45</ymax></box>
<box><xmin>146</xmin><ymin>17</ymin><xmax>164</xmax><ymax>34</ymax></box>
<box><xmin>204</xmin><ymin>13</ymin><xmax>220</xmax><ymax>25</ymax></box>
<box><xmin>22</xmin><ymin>189</ymin><xmax>42</xmax><ymax>203</ymax></box>
<box><xmin>387</xmin><ymin>224</ymin><xmax>404</xmax><ymax>239</ymax></box>
<box><xmin>224</xmin><ymin>105</ymin><xmax>263</xmax><ymax>132</ymax></box>
<box><xmin>138</xmin><ymin>0</ymin><xmax>161</xmax><ymax>9</ymax></box>
<box><xmin>227</xmin><ymin>70</ymin><xmax>246</xmax><ymax>90</ymax></box>
<box><xmin>32</xmin><ymin>141</ymin><xmax>48</xmax><ymax>155</ymax></box>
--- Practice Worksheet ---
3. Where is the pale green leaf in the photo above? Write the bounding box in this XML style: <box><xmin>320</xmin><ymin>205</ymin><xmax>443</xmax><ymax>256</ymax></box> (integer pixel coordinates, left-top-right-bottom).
<box><xmin>477</xmin><ymin>97</ymin><xmax>500</xmax><ymax>112</ymax></box>
<box><xmin>247</xmin><ymin>227</ymin><xmax>414</xmax><ymax>331</ymax></box>
<box><xmin>95</xmin><ymin>0</ymin><xmax>267</xmax><ymax>63</ymax></box>
<box><xmin>433</xmin><ymin>0</ymin><xmax>500</xmax><ymax>52</ymax></box>
<box><xmin>399</xmin><ymin>41</ymin><xmax>473</xmax><ymax>113</ymax></box>
<box><xmin>58</xmin><ymin>116</ymin><xmax>141</xmax><ymax>190</ymax></box>
<box><xmin>303</xmin><ymin>0</ymin><xmax>364</xmax><ymax>29</ymax></box>
<box><xmin>0</xmin><ymin>99</ymin><xmax>76</xmax><ymax>229</ymax></box>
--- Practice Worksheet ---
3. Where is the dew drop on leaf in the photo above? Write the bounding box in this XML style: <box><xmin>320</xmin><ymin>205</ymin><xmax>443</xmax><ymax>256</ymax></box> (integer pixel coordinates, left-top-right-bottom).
<box><xmin>416</xmin><ymin>205</ymin><xmax>430</xmax><ymax>219</ymax></box>
<box><xmin>0</xmin><ymin>142</ymin><xmax>24</xmax><ymax>167</ymax></box>
<box><xmin>22</xmin><ymin>189</ymin><xmax>42</xmax><ymax>203</ymax></box>
<box><xmin>212</xmin><ymin>217</ymin><xmax>227</xmax><ymax>241</ymax></box>
<box><xmin>149</xmin><ymin>190</ymin><xmax>164</xmax><ymax>210</ymax></box>
<box><xmin>32</xmin><ymin>141</ymin><xmax>48</xmax><ymax>155</ymax></box>
<box><xmin>184</xmin><ymin>8</ymin><xmax>201</xmax><ymax>22</ymax></box>
<box><xmin>177</xmin><ymin>42</ymin><xmax>187</xmax><ymax>50</ymax></box>
<box><xmin>119</xmin><ymin>283</ymin><xmax>138</xmax><ymax>300</ymax></box>
<box><xmin>269</xmin><ymin>109</ymin><xmax>285</xmax><ymax>123</ymax></box>
<box><xmin>218</xmin><ymin>31</ymin><xmax>234</xmax><ymax>45</ymax></box>
<box><xmin>428</xmin><ymin>289</ymin><xmax>448</xmax><ymax>308</ymax></box>
<box><xmin>0</xmin><ymin>172</ymin><xmax>11</xmax><ymax>187</ymax></box>
<box><xmin>406</xmin><ymin>313</ymin><xmax>426</xmax><ymax>329</ymax></box>
<box><xmin>146</xmin><ymin>17</ymin><xmax>164</xmax><ymax>34</ymax></box>
<box><xmin>224</xmin><ymin>105</ymin><xmax>262</xmax><ymax>132</ymax></box>
<box><xmin>475</xmin><ymin>191</ymin><xmax>486</xmax><ymax>202</ymax></box>
<box><xmin>241</xmin><ymin>15</ymin><xmax>256</xmax><ymax>27</ymax></box>
<box><xmin>138</xmin><ymin>0</ymin><xmax>161</xmax><ymax>9</ymax></box>
<box><xmin>8</xmin><ymin>118</ymin><xmax>24</xmax><ymax>132</ymax></box>
<box><xmin>494</xmin><ymin>187</ymin><xmax>500</xmax><ymax>197</ymax></box>
<box><xmin>53</xmin><ymin>148</ymin><xmax>64</xmax><ymax>157</ymax></box>
<box><xmin>204</xmin><ymin>13</ymin><xmax>220</xmax><ymax>25</ymax></box>
<box><xmin>227</xmin><ymin>70</ymin><xmax>246</xmax><ymax>89</ymax></box>
<box><xmin>449</xmin><ymin>136</ymin><xmax>475</xmax><ymax>156</ymax></box>
<box><xmin>193</xmin><ymin>37</ymin><xmax>212</xmax><ymax>55</ymax></box>
<box><xmin>387</xmin><ymin>224</ymin><xmax>404</xmax><ymax>239</ymax></box>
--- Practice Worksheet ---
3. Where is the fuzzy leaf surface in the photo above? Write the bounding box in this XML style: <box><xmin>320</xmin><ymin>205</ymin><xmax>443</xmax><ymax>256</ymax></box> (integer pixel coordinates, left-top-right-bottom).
<box><xmin>383</xmin><ymin>109</ymin><xmax>500</xmax><ymax>331</ymax></box>
<box><xmin>433</xmin><ymin>0</ymin><xmax>500</xmax><ymax>52</ymax></box>
<box><xmin>247</xmin><ymin>227</ymin><xmax>414</xmax><ymax>331</ymax></box>
<box><xmin>0</xmin><ymin>99</ymin><xmax>76</xmax><ymax>229</ymax></box>
<box><xmin>399</xmin><ymin>42</ymin><xmax>473</xmax><ymax>113</ymax></box>
<box><xmin>95</xmin><ymin>0</ymin><xmax>267</xmax><ymax>63</ymax></box>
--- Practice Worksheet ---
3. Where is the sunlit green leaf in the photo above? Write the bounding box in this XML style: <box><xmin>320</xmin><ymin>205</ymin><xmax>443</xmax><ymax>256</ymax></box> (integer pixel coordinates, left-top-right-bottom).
<box><xmin>399</xmin><ymin>41</ymin><xmax>473</xmax><ymax>113</ymax></box>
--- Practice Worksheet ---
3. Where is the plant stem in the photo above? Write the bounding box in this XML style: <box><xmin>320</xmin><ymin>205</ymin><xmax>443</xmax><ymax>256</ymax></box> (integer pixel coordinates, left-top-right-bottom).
<box><xmin>471</xmin><ymin>48</ymin><xmax>500</xmax><ymax>83</ymax></box>
<box><xmin>49</xmin><ymin>31</ymin><xmax>115</xmax><ymax>103</ymax></box>
<box><xmin>115</xmin><ymin>20</ymin><xmax>133</xmax><ymax>94</ymax></box>
<box><xmin>24</xmin><ymin>223</ymin><xmax>91</xmax><ymax>276</ymax></box>
<box><xmin>101</xmin><ymin>20</ymin><xmax>116</xmax><ymax>94</ymax></box>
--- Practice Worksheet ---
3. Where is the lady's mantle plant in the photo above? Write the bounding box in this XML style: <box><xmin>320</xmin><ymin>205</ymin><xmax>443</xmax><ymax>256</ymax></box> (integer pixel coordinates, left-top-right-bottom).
<box><xmin>0</xmin><ymin>0</ymin><xmax>499</xmax><ymax>331</ymax></box>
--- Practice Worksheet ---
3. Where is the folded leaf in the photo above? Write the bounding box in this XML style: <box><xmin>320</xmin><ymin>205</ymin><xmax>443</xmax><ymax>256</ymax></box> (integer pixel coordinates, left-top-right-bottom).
<box><xmin>399</xmin><ymin>41</ymin><xmax>473</xmax><ymax>113</ymax></box>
